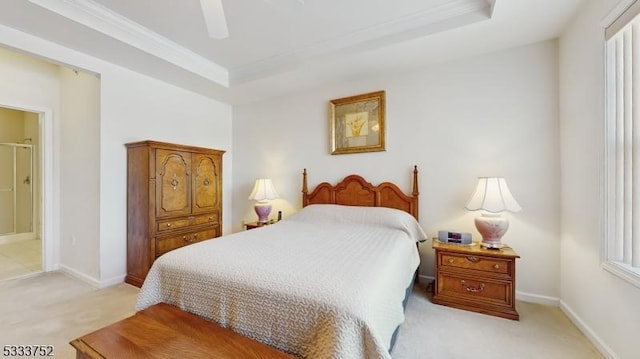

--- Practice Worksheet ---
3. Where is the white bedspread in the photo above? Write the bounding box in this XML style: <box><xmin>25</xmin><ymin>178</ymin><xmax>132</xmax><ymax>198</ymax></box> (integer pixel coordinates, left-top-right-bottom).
<box><xmin>136</xmin><ymin>205</ymin><xmax>425</xmax><ymax>359</ymax></box>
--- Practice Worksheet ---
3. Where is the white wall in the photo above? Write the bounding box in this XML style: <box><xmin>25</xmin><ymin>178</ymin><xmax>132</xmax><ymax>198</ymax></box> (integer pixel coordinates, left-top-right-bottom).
<box><xmin>59</xmin><ymin>67</ymin><xmax>100</xmax><ymax>279</ymax></box>
<box><xmin>559</xmin><ymin>1</ymin><xmax>640</xmax><ymax>358</ymax></box>
<box><xmin>99</xmin><ymin>66</ymin><xmax>233</xmax><ymax>284</ymax></box>
<box><xmin>0</xmin><ymin>107</ymin><xmax>24</xmax><ymax>141</ymax></box>
<box><xmin>233</xmin><ymin>40</ymin><xmax>561</xmax><ymax>301</ymax></box>
<box><xmin>0</xmin><ymin>25</ymin><xmax>233</xmax><ymax>286</ymax></box>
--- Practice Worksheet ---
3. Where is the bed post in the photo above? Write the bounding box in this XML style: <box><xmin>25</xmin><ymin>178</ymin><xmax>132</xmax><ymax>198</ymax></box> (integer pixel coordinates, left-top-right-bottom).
<box><xmin>302</xmin><ymin>168</ymin><xmax>308</xmax><ymax>207</ymax></box>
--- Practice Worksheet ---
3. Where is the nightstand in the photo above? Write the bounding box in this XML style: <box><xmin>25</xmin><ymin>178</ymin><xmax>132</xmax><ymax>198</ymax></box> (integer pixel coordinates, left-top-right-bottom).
<box><xmin>431</xmin><ymin>238</ymin><xmax>520</xmax><ymax>320</ymax></box>
<box><xmin>244</xmin><ymin>221</ymin><xmax>267</xmax><ymax>230</ymax></box>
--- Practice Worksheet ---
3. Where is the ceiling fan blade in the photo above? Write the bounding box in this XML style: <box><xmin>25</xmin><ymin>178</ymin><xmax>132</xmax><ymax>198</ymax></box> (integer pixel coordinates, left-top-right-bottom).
<box><xmin>200</xmin><ymin>0</ymin><xmax>229</xmax><ymax>39</ymax></box>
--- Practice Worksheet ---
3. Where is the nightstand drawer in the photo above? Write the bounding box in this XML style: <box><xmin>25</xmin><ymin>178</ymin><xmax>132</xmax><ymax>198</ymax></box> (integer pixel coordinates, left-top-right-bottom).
<box><xmin>440</xmin><ymin>253</ymin><xmax>511</xmax><ymax>275</ymax></box>
<box><xmin>436</xmin><ymin>272</ymin><xmax>514</xmax><ymax>307</ymax></box>
<box><xmin>155</xmin><ymin>228</ymin><xmax>218</xmax><ymax>256</ymax></box>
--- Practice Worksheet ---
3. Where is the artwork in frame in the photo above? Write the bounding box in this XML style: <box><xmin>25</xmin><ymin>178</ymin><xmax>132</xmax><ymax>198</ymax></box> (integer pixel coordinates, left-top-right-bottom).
<box><xmin>330</xmin><ymin>90</ymin><xmax>386</xmax><ymax>155</ymax></box>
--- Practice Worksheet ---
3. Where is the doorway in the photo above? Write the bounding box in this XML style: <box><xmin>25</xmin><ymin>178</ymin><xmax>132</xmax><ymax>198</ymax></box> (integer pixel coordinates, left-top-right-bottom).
<box><xmin>0</xmin><ymin>107</ymin><xmax>41</xmax><ymax>280</ymax></box>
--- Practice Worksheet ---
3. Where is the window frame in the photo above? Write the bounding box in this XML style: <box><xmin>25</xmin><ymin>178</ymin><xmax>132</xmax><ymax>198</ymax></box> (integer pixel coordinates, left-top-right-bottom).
<box><xmin>602</xmin><ymin>0</ymin><xmax>640</xmax><ymax>289</ymax></box>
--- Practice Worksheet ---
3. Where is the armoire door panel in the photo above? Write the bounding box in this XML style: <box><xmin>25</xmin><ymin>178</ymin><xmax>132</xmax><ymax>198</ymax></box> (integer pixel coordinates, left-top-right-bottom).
<box><xmin>192</xmin><ymin>153</ymin><xmax>219</xmax><ymax>213</ymax></box>
<box><xmin>156</xmin><ymin>149</ymin><xmax>191</xmax><ymax>217</ymax></box>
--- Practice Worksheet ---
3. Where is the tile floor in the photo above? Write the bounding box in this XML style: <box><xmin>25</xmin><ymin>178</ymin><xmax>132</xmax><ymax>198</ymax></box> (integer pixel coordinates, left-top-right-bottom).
<box><xmin>0</xmin><ymin>238</ymin><xmax>41</xmax><ymax>281</ymax></box>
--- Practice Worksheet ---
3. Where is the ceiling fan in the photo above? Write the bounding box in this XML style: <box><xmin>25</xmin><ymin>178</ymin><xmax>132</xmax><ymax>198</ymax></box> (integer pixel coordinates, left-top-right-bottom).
<box><xmin>199</xmin><ymin>0</ymin><xmax>305</xmax><ymax>39</ymax></box>
<box><xmin>199</xmin><ymin>0</ymin><xmax>228</xmax><ymax>39</ymax></box>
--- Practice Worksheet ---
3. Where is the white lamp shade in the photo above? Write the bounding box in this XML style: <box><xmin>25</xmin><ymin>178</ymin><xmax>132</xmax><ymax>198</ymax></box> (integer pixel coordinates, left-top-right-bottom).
<box><xmin>248</xmin><ymin>179</ymin><xmax>279</xmax><ymax>201</ymax></box>
<box><xmin>465</xmin><ymin>177</ymin><xmax>521</xmax><ymax>213</ymax></box>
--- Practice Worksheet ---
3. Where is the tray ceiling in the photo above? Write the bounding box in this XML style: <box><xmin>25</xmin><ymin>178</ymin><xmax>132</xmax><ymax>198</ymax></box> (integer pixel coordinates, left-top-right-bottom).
<box><xmin>0</xmin><ymin>0</ymin><xmax>584</xmax><ymax>103</ymax></box>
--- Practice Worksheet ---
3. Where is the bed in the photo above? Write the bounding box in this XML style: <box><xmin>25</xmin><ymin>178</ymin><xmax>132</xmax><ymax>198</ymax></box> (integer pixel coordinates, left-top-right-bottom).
<box><xmin>136</xmin><ymin>167</ymin><xmax>426</xmax><ymax>359</ymax></box>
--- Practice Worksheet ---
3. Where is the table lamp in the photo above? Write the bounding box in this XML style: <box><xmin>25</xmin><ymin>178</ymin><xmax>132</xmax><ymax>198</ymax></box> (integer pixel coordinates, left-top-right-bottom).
<box><xmin>465</xmin><ymin>177</ymin><xmax>521</xmax><ymax>249</ymax></box>
<box><xmin>248</xmin><ymin>178</ymin><xmax>279</xmax><ymax>223</ymax></box>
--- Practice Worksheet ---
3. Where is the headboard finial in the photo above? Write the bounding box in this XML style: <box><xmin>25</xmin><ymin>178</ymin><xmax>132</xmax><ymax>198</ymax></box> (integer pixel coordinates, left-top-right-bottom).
<box><xmin>302</xmin><ymin>168</ymin><xmax>308</xmax><ymax>194</ymax></box>
<box><xmin>412</xmin><ymin>165</ymin><xmax>419</xmax><ymax>197</ymax></box>
<box><xmin>302</xmin><ymin>168</ymin><xmax>309</xmax><ymax>207</ymax></box>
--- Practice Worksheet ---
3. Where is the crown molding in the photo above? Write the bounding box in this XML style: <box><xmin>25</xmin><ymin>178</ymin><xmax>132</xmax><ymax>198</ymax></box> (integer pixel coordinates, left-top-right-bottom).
<box><xmin>230</xmin><ymin>0</ymin><xmax>495</xmax><ymax>84</ymax></box>
<box><xmin>27</xmin><ymin>0</ymin><xmax>493</xmax><ymax>87</ymax></box>
<box><xmin>28</xmin><ymin>0</ymin><xmax>229</xmax><ymax>87</ymax></box>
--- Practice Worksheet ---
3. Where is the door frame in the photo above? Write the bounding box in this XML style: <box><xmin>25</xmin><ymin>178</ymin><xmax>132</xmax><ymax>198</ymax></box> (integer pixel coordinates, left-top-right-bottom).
<box><xmin>0</xmin><ymin>99</ymin><xmax>55</xmax><ymax>272</ymax></box>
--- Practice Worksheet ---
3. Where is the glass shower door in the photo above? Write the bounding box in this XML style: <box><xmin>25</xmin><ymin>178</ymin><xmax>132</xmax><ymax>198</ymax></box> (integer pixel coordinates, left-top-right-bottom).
<box><xmin>0</xmin><ymin>144</ymin><xmax>15</xmax><ymax>235</ymax></box>
<box><xmin>15</xmin><ymin>145</ymin><xmax>32</xmax><ymax>233</ymax></box>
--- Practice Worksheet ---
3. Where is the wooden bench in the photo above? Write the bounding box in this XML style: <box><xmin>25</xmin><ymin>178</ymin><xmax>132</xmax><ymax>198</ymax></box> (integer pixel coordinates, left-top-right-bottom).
<box><xmin>69</xmin><ymin>303</ymin><xmax>296</xmax><ymax>359</ymax></box>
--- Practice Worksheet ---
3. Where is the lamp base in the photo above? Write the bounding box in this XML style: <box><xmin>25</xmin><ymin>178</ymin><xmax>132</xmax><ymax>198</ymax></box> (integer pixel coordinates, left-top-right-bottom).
<box><xmin>474</xmin><ymin>212</ymin><xmax>509</xmax><ymax>249</ymax></box>
<box><xmin>480</xmin><ymin>241</ymin><xmax>505</xmax><ymax>249</ymax></box>
<box><xmin>254</xmin><ymin>202</ymin><xmax>272</xmax><ymax>223</ymax></box>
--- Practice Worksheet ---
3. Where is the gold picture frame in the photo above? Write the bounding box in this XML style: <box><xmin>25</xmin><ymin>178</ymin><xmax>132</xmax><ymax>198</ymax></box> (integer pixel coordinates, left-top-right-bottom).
<box><xmin>330</xmin><ymin>90</ymin><xmax>386</xmax><ymax>155</ymax></box>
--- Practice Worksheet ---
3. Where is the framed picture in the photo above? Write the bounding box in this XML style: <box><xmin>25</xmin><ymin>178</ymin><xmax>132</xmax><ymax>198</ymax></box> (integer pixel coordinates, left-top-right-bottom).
<box><xmin>330</xmin><ymin>90</ymin><xmax>386</xmax><ymax>155</ymax></box>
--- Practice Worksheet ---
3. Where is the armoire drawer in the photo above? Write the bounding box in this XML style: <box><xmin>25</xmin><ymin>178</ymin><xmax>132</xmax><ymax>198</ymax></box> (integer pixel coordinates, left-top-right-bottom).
<box><xmin>155</xmin><ymin>228</ymin><xmax>218</xmax><ymax>256</ymax></box>
<box><xmin>156</xmin><ymin>213</ymin><xmax>219</xmax><ymax>233</ymax></box>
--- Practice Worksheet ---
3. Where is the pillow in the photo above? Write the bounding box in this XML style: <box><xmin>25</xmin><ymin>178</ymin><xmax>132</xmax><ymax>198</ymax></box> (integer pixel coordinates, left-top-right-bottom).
<box><xmin>288</xmin><ymin>204</ymin><xmax>427</xmax><ymax>242</ymax></box>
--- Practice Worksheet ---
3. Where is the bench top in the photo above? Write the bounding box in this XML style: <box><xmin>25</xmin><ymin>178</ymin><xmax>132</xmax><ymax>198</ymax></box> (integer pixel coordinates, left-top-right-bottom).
<box><xmin>70</xmin><ymin>303</ymin><xmax>296</xmax><ymax>359</ymax></box>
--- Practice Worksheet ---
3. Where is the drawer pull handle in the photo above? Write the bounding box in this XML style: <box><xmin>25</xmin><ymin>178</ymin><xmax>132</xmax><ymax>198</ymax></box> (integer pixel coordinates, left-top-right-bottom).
<box><xmin>209</xmin><ymin>216</ymin><xmax>213</xmax><ymax>220</ymax></box>
<box><xmin>448</xmin><ymin>258</ymin><xmax>455</xmax><ymax>264</ymax></box>
<box><xmin>183</xmin><ymin>235</ymin><xmax>191</xmax><ymax>242</ymax></box>
<box><xmin>493</xmin><ymin>264</ymin><xmax>500</xmax><ymax>269</ymax></box>
<box><xmin>166</xmin><ymin>223</ymin><xmax>172</xmax><ymax>227</ymax></box>
<box><xmin>460</xmin><ymin>280</ymin><xmax>485</xmax><ymax>293</ymax></box>
<box><xmin>466</xmin><ymin>256</ymin><xmax>480</xmax><ymax>263</ymax></box>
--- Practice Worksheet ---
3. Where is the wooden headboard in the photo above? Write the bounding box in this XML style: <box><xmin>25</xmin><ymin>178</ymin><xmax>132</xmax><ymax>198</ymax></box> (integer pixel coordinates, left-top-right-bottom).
<box><xmin>302</xmin><ymin>166</ymin><xmax>419</xmax><ymax>220</ymax></box>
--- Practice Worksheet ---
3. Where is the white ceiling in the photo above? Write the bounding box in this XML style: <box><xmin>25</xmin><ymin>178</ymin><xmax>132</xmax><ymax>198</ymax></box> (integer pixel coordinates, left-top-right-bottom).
<box><xmin>0</xmin><ymin>0</ymin><xmax>584</xmax><ymax>104</ymax></box>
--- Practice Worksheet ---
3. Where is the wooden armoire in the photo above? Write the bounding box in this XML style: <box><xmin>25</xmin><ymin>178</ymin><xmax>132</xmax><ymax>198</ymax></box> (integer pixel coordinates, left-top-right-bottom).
<box><xmin>125</xmin><ymin>140</ymin><xmax>224</xmax><ymax>287</ymax></box>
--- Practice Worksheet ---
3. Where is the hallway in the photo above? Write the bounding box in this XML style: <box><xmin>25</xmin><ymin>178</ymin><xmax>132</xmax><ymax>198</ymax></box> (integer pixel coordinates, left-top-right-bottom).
<box><xmin>0</xmin><ymin>238</ymin><xmax>41</xmax><ymax>281</ymax></box>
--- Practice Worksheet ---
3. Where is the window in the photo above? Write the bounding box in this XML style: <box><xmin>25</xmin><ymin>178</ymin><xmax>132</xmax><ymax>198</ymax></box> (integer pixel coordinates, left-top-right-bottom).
<box><xmin>604</xmin><ymin>0</ymin><xmax>640</xmax><ymax>288</ymax></box>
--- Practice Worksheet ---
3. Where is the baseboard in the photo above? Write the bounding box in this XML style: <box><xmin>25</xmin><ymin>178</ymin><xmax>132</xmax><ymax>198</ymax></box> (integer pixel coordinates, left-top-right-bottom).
<box><xmin>559</xmin><ymin>300</ymin><xmax>619</xmax><ymax>359</ymax></box>
<box><xmin>99</xmin><ymin>274</ymin><xmax>126</xmax><ymax>288</ymax></box>
<box><xmin>58</xmin><ymin>265</ymin><xmax>127</xmax><ymax>288</ymax></box>
<box><xmin>516</xmin><ymin>290</ymin><xmax>560</xmax><ymax>306</ymax></box>
<box><xmin>58</xmin><ymin>264</ymin><xmax>100</xmax><ymax>288</ymax></box>
<box><xmin>417</xmin><ymin>274</ymin><xmax>434</xmax><ymax>285</ymax></box>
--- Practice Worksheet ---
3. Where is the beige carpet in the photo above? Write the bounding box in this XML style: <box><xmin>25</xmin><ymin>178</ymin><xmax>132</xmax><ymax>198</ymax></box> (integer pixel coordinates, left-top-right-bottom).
<box><xmin>0</xmin><ymin>272</ymin><xmax>138</xmax><ymax>359</ymax></box>
<box><xmin>392</xmin><ymin>286</ymin><xmax>603</xmax><ymax>359</ymax></box>
<box><xmin>0</xmin><ymin>272</ymin><xmax>602</xmax><ymax>359</ymax></box>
